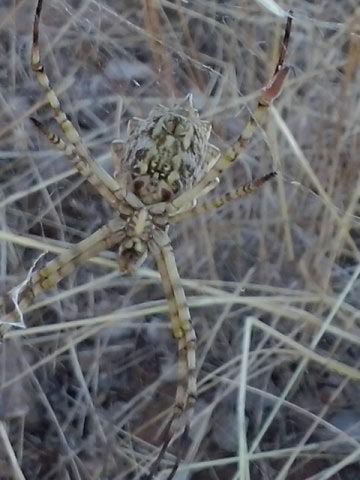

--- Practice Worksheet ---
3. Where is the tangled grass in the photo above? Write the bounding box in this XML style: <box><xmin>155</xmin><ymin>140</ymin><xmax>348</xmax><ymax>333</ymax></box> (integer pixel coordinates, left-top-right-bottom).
<box><xmin>0</xmin><ymin>1</ymin><xmax>359</xmax><ymax>479</ymax></box>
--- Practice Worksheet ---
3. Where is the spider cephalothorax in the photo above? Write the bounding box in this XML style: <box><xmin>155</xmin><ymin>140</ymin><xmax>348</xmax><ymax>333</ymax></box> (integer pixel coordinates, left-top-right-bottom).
<box><xmin>116</xmin><ymin>96</ymin><xmax>213</xmax><ymax>204</ymax></box>
<box><xmin>117</xmin><ymin>207</ymin><xmax>164</xmax><ymax>274</ymax></box>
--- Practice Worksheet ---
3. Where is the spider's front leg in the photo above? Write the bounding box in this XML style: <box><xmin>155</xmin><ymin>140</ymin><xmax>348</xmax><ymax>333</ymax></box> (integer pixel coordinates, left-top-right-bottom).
<box><xmin>0</xmin><ymin>219</ymin><xmax>125</xmax><ymax>338</ymax></box>
<box><xmin>147</xmin><ymin>230</ymin><xmax>196</xmax><ymax>480</ymax></box>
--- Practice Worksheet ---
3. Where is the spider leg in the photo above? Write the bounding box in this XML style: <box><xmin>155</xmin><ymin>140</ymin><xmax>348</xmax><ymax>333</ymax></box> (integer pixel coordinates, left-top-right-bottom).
<box><xmin>31</xmin><ymin>0</ymin><xmax>125</xmax><ymax>205</ymax></box>
<box><xmin>0</xmin><ymin>218</ymin><xmax>124</xmax><ymax>337</ymax></box>
<box><xmin>170</xmin><ymin>171</ymin><xmax>277</xmax><ymax>224</ymax></box>
<box><xmin>147</xmin><ymin>231</ymin><xmax>196</xmax><ymax>480</ymax></box>
<box><xmin>31</xmin><ymin>118</ymin><xmax>131</xmax><ymax>214</ymax></box>
<box><xmin>170</xmin><ymin>13</ymin><xmax>292</xmax><ymax>211</ymax></box>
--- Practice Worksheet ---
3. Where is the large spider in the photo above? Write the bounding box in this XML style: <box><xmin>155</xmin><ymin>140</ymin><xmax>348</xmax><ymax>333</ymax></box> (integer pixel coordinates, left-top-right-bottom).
<box><xmin>0</xmin><ymin>1</ymin><xmax>292</xmax><ymax>478</ymax></box>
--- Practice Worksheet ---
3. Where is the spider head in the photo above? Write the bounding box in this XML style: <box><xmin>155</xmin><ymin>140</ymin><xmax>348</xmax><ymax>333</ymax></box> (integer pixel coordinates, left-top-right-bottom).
<box><xmin>118</xmin><ymin>238</ymin><xmax>148</xmax><ymax>273</ymax></box>
<box><xmin>122</xmin><ymin>96</ymin><xmax>212</xmax><ymax>205</ymax></box>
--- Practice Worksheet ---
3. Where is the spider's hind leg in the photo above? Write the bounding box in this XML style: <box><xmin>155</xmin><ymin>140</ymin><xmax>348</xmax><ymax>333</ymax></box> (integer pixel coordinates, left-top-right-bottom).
<box><xmin>31</xmin><ymin>0</ymin><xmax>126</xmax><ymax>207</ymax></box>
<box><xmin>31</xmin><ymin>0</ymin><xmax>87</xmax><ymax>159</ymax></box>
<box><xmin>170</xmin><ymin>13</ymin><xmax>292</xmax><ymax>212</ymax></box>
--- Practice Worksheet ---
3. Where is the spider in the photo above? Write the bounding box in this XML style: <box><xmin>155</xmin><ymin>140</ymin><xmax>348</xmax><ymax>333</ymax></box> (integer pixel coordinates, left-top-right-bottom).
<box><xmin>0</xmin><ymin>1</ymin><xmax>292</xmax><ymax>478</ymax></box>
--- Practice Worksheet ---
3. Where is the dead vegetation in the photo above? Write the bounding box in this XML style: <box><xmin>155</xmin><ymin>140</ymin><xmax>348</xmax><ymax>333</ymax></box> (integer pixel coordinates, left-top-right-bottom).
<box><xmin>0</xmin><ymin>1</ymin><xmax>360</xmax><ymax>479</ymax></box>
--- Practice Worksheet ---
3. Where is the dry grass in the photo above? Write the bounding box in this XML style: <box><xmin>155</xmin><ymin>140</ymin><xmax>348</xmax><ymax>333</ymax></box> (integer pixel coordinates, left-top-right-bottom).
<box><xmin>0</xmin><ymin>1</ymin><xmax>360</xmax><ymax>479</ymax></box>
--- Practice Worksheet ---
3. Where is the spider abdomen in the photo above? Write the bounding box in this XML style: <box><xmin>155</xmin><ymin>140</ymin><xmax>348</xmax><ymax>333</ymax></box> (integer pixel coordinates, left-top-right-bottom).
<box><xmin>123</xmin><ymin>99</ymin><xmax>212</xmax><ymax>204</ymax></box>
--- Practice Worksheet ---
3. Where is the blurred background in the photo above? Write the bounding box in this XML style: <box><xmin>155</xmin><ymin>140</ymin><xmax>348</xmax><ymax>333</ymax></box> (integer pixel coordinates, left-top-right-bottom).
<box><xmin>0</xmin><ymin>1</ymin><xmax>359</xmax><ymax>479</ymax></box>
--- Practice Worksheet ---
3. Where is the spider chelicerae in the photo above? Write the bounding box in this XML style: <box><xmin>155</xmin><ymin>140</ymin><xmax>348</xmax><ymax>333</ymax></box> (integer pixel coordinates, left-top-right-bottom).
<box><xmin>0</xmin><ymin>1</ymin><xmax>293</xmax><ymax>478</ymax></box>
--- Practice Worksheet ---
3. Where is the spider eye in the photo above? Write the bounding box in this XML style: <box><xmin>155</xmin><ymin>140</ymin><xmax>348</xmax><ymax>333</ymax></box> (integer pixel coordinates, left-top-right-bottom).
<box><xmin>162</xmin><ymin>162</ymin><xmax>171</xmax><ymax>173</ymax></box>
